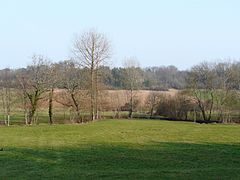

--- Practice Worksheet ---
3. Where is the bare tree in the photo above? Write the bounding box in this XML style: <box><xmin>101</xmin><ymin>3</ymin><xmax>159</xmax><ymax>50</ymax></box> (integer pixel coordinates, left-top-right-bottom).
<box><xmin>213</xmin><ymin>62</ymin><xmax>236</xmax><ymax>122</ymax></box>
<box><xmin>54</xmin><ymin>60</ymin><xmax>87</xmax><ymax>123</ymax></box>
<box><xmin>72</xmin><ymin>29</ymin><xmax>111</xmax><ymax>120</ymax></box>
<box><xmin>110</xmin><ymin>92</ymin><xmax>123</xmax><ymax>118</ymax></box>
<box><xmin>0</xmin><ymin>68</ymin><xmax>14</xmax><ymax>126</ymax></box>
<box><xmin>47</xmin><ymin>63</ymin><xmax>59</xmax><ymax>125</ymax></box>
<box><xmin>123</xmin><ymin>58</ymin><xmax>143</xmax><ymax>118</ymax></box>
<box><xmin>186</xmin><ymin>62</ymin><xmax>216</xmax><ymax>122</ymax></box>
<box><xmin>17</xmin><ymin>55</ymin><xmax>50</xmax><ymax>125</ymax></box>
<box><xmin>185</xmin><ymin>61</ymin><xmax>240</xmax><ymax>123</ymax></box>
<box><xmin>145</xmin><ymin>92</ymin><xmax>161</xmax><ymax>118</ymax></box>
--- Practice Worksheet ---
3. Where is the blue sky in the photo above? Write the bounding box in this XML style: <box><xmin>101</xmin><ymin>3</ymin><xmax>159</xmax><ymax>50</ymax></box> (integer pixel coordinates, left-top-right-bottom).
<box><xmin>0</xmin><ymin>0</ymin><xmax>240</xmax><ymax>70</ymax></box>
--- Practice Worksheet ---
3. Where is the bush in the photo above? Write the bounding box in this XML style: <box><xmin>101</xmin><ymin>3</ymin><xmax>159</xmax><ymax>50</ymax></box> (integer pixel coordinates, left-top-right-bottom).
<box><xmin>155</xmin><ymin>93</ymin><xmax>195</xmax><ymax>120</ymax></box>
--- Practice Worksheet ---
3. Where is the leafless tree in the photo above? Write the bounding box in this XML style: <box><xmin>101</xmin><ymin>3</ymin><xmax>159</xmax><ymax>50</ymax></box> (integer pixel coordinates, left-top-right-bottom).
<box><xmin>0</xmin><ymin>68</ymin><xmax>14</xmax><ymax>126</ymax></box>
<box><xmin>123</xmin><ymin>58</ymin><xmax>143</xmax><ymax>118</ymax></box>
<box><xmin>145</xmin><ymin>92</ymin><xmax>161</xmax><ymax>118</ymax></box>
<box><xmin>213</xmin><ymin>62</ymin><xmax>236</xmax><ymax>122</ymax></box>
<box><xmin>46</xmin><ymin>63</ymin><xmax>59</xmax><ymax>125</ymax></box>
<box><xmin>54</xmin><ymin>60</ymin><xmax>88</xmax><ymax>123</ymax></box>
<box><xmin>186</xmin><ymin>62</ymin><xmax>216</xmax><ymax>122</ymax></box>
<box><xmin>72</xmin><ymin>29</ymin><xmax>111</xmax><ymax>120</ymax></box>
<box><xmin>231</xmin><ymin>61</ymin><xmax>240</xmax><ymax>92</ymax></box>
<box><xmin>110</xmin><ymin>92</ymin><xmax>123</xmax><ymax>118</ymax></box>
<box><xmin>17</xmin><ymin>55</ymin><xmax>50</xmax><ymax>125</ymax></box>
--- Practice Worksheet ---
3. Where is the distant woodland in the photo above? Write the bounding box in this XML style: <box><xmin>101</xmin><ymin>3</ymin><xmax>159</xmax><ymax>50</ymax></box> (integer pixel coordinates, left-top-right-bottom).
<box><xmin>0</xmin><ymin>64</ymin><xmax>187</xmax><ymax>90</ymax></box>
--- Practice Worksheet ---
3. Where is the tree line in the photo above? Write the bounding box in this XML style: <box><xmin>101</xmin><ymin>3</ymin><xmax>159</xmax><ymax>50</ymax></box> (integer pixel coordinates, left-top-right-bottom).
<box><xmin>0</xmin><ymin>64</ymin><xmax>187</xmax><ymax>90</ymax></box>
<box><xmin>0</xmin><ymin>30</ymin><xmax>240</xmax><ymax>125</ymax></box>
<box><xmin>151</xmin><ymin>61</ymin><xmax>240</xmax><ymax>123</ymax></box>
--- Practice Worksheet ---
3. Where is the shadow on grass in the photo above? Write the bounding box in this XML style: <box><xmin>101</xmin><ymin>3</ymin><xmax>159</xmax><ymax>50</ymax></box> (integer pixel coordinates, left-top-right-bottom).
<box><xmin>1</xmin><ymin>142</ymin><xmax>240</xmax><ymax>179</ymax></box>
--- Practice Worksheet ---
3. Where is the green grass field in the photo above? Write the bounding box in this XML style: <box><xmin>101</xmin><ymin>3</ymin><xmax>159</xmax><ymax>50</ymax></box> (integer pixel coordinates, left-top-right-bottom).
<box><xmin>1</xmin><ymin>119</ymin><xmax>240</xmax><ymax>179</ymax></box>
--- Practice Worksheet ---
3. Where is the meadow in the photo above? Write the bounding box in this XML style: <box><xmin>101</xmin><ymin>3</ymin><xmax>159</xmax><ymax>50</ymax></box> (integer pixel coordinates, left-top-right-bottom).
<box><xmin>1</xmin><ymin>119</ymin><xmax>240</xmax><ymax>179</ymax></box>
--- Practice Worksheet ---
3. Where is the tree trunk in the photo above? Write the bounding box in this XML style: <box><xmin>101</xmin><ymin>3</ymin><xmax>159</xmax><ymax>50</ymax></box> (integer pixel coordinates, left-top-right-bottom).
<box><xmin>23</xmin><ymin>95</ymin><xmax>28</xmax><ymax>125</ymax></box>
<box><xmin>90</xmin><ymin>68</ymin><xmax>95</xmax><ymax>121</ymax></box>
<box><xmin>150</xmin><ymin>107</ymin><xmax>154</xmax><ymax>118</ymax></box>
<box><xmin>2</xmin><ymin>88</ymin><xmax>7</xmax><ymax>125</ymax></box>
<box><xmin>207</xmin><ymin>92</ymin><xmax>214</xmax><ymax>122</ymax></box>
<box><xmin>95</xmin><ymin>69</ymin><xmax>99</xmax><ymax>120</ymax></box>
<box><xmin>128</xmin><ymin>89</ymin><xmax>133</xmax><ymax>118</ymax></box>
<box><xmin>48</xmin><ymin>88</ymin><xmax>54</xmax><ymax>125</ymax></box>
<box><xmin>200</xmin><ymin>107</ymin><xmax>207</xmax><ymax>121</ymax></box>
<box><xmin>7</xmin><ymin>114</ymin><xmax>10</xmax><ymax>126</ymax></box>
<box><xmin>28</xmin><ymin>97</ymin><xmax>37</xmax><ymax>125</ymax></box>
<box><xmin>28</xmin><ymin>107</ymin><xmax>36</xmax><ymax>125</ymax></box>
<box><xmin>70</xmin><ymin>92</ymin><xmax>81</xmax><ymax>123</ymax></box>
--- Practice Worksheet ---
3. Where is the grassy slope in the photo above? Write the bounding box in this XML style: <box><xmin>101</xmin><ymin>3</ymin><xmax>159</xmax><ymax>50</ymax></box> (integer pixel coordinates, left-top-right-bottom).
<box><xmin>0</xmin><ymin>119</ymin><xmax>240</xmax><ymax>179</ymax></box>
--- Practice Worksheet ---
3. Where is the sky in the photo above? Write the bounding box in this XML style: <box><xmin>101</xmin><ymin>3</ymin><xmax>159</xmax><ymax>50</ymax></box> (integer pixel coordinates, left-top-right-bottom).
<box><xmin>0</xmin><ymin>0</ymin><xmax>240</xmax><ymax>70</ymax></box>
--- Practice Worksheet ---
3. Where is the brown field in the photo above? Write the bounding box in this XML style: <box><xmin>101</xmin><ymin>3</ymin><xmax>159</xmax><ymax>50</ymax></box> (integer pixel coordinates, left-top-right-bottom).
<box><xmin>50</xmin><ymin>89</ymin><xmax>179</xmax><ymax>110</ymax></box>
<box><xmin>0</xmin><ymin>89</ymin><xmax>179</xmax><ymax>113</ymax></box>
